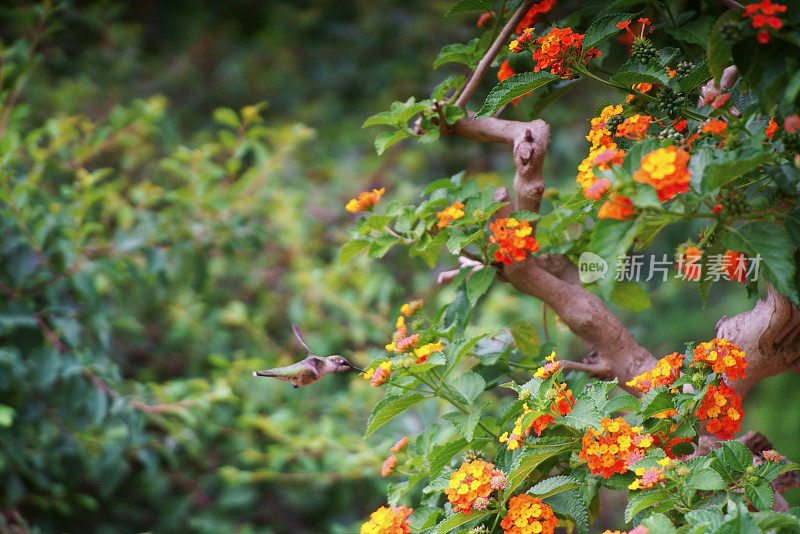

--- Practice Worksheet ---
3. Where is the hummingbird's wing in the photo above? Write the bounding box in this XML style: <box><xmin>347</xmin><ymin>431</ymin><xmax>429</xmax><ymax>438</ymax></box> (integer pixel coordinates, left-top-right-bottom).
<box><xmin>291</xmin><ymin>323</ymin><xmax>314</xmax><ymax>355</ymax></box>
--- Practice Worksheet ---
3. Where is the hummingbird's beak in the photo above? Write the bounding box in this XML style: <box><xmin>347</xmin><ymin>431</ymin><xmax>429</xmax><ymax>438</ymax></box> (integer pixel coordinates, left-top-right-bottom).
<box><xmin>350</xmin><ymin>365</ymin><xmax>364</xmax><ymax>373</ymax></box>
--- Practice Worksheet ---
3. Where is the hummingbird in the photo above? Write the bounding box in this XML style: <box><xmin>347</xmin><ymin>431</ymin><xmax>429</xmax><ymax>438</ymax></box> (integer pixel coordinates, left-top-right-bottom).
<box><xmin>252</xmin><ymin>324</ymin><xmax>363</xmax><ymax>388</ymax></box>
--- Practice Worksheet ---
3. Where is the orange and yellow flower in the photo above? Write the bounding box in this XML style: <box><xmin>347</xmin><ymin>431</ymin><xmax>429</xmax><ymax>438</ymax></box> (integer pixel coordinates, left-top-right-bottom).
<box><xmin>696</xmin><ymin>383</ymin><xmax>744</xmax><ymax>440</ymax></box>
<box><xmin>532</xmin><ymin>27</ymin><xmax>600</xmax><ymax>78</ymax></box>
<box><xmin>500</xmin><ymin>495</ymin><xmax>558</xmax><ymax>534</ymax></box>
<box><xmin>386</xmin><ymin>316</ymin><xmax>419</xmax><ymax>353</ymax></box>
<box><xmin>633</xmin><ymin>146</ymin><xmax>691</xmax><ymax>201</ymax></box>
<box><xmin>579</xmin><ymin>417</ymin><xmax>654</xmax><ymax>478</ymax></box>
<box><xmin>628</xmin><ymin>465</ymin><xmax>666</xmax><ymax>490</ymax></box>
<box><xmin>400</xmin><ymin>299</ymin><xmax>423</xmax><ymax>316</ymax></box>
<box><xmin>500</xmin><ymin>385</ymin><xmax>574</xmax><ymax>449</ymax></box>
<box><xmin>498</xmin><ymin>60</ymin><xmax>516</xmax><ymax>82</ymax></box>
<box><xmin>615</xmin><ymin>114</ymin><xmax>652</xmax><ymax>140</ymax></box>
<box><xmin>597</xmin><ymin>195</ymin><xmax>634</xmax><ymax>220</ymax></box>
<box><xmin>677</xmin><ymin>246</ymin><xmax>703</xmax><ymax>280</ymax></box>
<box><xmin>444</xmin><ymin>460</ymin><xmax>505</xmax><ymax>514</ymax></box>
<box><xmin>346</xmin><ymin>188</ymin><xmax>385</xmax><ymax>212</ymax></box>
<box><xmin>360</xmin><ymin>505</ymin><xmax>413</xmax><ymax>534</ymax></box>
<box><xmin>436</xmin><ymin>201</ymin><xmax>466</xmax><ymax>228</ymax></box>
<box><xmin>364</xmin><ymin>361</ymin><xmax>393</xmax><ymax>387</ymax></box>
<box><xmin>390</xmin><ymin>436</ymin><xmax>408</xmax><ymax>453</ymax></box>
<box><xmin>489</xmin><ymin>217</ymin><xmax>540</xmax><ymax>265</ymax></box>
<box><xmin>766</xmin><ymin>117</ymin><xmax>779</xmax><ymax>139</ymax></box>
<box><xmin>691</xmin><ymin>338</ymin><xmax>748</xmax><ymax>381</ymax></box>
<box><xmin>413</xmin><ymin>341</ymin><xmax>443</xmax><ymax>363</ymax></box>
<box><xmin>702</xmin><ymin>119</ymin><xmax>728</xmax><ymax>136</ymax></box>
<box><xmin>626</xmin><ymin>82</ymin><xmax>657</xmax><ymax>103</ymax></box>
<box><xmin>626</xmin><ymin>352</ymin><xmax>684</xmax><ymax>393</ymax></box>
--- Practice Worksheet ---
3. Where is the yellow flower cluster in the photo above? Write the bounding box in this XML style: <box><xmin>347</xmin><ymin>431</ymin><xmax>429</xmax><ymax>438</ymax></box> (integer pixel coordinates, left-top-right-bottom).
<box><xmin>413</xmin><ymin>341</ymin><xmax>443</xmax><ymax>363</ymax></box>
<box><xmin>360</xmin><ymin>505</ymin><xmax>413</xmax><ymax>534</ymax></box>
<box><xmin>436</xmin><ymin>201</ymin><xmax>466</xmax><ymax>228</ymax></box>
<box><xmin>363</xmin><ymin>361</ymin><xmax>393</xmax><ymax>387</ymax></box>
<box><xmin>444</xmin><ymin>460</ymin><xmax>503</xmax><ymax>514</ymax></box>
<box><xmin>632</xmin><ymin>146</ymin><xmax>691</xmax><ymax>201</ymax></box>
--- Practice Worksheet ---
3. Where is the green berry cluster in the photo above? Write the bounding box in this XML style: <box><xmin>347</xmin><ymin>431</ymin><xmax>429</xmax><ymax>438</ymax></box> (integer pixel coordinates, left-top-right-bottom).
<box><xmin>462</xmin><ymin>449</ymin><xmax>488</xmax><ymax>463</ymax></box>
<box><xmin>605</xmin><ymin>113</ymin><xmax>624</xmax><ymax>135</ymax></box>
<box><xmin>717</xmin><ymin>190</ymin><xmax>747</xmax><ymax>214</ymax></box>
<box><xmin>658</xmin><ymin>87</ymin><xmax>685</xmax><ymax>118</ymax></box>
<box><xmin>676</xmin><ymin>60</ymin><xmax>694</xmax><ymax>78</ymax></box>
<box><xmin>631</xmin><ymin>38</ymin><xmax>658</xmax><ymax>65</ymax></box>
<box><xmin>658</xmin><ymin>126</ymin><xmax>683</xmax><ymax>141</ymax></box>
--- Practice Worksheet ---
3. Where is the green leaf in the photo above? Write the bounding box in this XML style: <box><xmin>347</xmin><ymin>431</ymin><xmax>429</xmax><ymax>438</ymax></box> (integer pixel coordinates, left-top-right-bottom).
<box><xmin>528</xmin><ymin>475</ymin><xmax>583</xmax><ymax>498</ymax></box>
<box><xmin>625</xmin><ymin>491</ymin><xmax>668</xmax><ymax>523</ymax></box>
<box><xmin>544</xmin><ymin>489</ymin><xmax>589</xmax><ymax>534</ymax></box>
<box><xmin>0</xmin><ymin>405</ymin><xmax>14</xmax><ymax>427</ymax></box>
<box><xmin>750</xmin><ymin>511</ymin><xmax>800</xmax><ymax>531</ymax></box>
<box><xmin>642</xmin><ymin>513</ymin><xmax>677</xmax><ymax>534</ymax></box>
<box><xmin>639</xmin><ymin>390</ymin><xmax>675</xmax><ymax>420</ymax></box>
<box><xmin>509</xmin><ymin>321</ymin><xmax>540</xmax><ymax>358</ymax></box>
<box><xmin>702</xmin><ymin>151</ymin><xmax>773</xmax><ymax>191</ymax></box>
<box><xmin>610</xmin><ymin>281</ymin><xmax>651</xmax><ymax>312</ymax></box>
<box><xmin>611</xmin><ymin>64</ymin><xmax>670</xmax><ymax>87</ymax></box>
<box><xmin>442</xmin><ymin>105</ymin><xmax>467</xmax><ymax>125</ymax></box>
<box><xmin>434</xmin><ymin>510</ymin><xmax>489</xmax><ymax>534</ymax></box>
<box><xmin>746</xmin><ymin>483</ymin><xmax>774</xmax><ymax>511</ymax></box>
<box><xmin>725</xmin><ymin>222</ymin><xmax>799</xmax><ymax>304</ymax></box>
<box><xmin>475</xmin><ymin>71</ymin><xmax>559</xmax><ymax>118</ymax></box>
<box><xmin>559</xmin><ymin>398</ymin><xmax>603</xmax><ymax>431</ymax></box>
<box><xmin>686</xmin><ymin>468</ymin><xmax>727</xmax><ymax>491</ymax></box>
<box><xmin>434</xmin><ymin>39</ymin><xmax>481</xmax><ymax>69</ymax></box>
<box><xmin>678</xmin><ymin>61</ymin><xmax>710</xmax><ymax>92</ymax></box>
<box><xmin>665</xmin><ymin>16</ymin><xmax>712</xmax><ymax>46</ymax></box>
<box><xmin>719</xmin><ymin>440</ymin><xmax>753</xmax><ymax>473</ymax></box>
<box><xmin>506</xmin><ymin>446</ymin><xmax>570</xmax><ymax>495</ymax></box>
<box><xmin>375</xmin><ymin>129</ymin><xmax>412</xmax><ymax>155</ymax></box>
<box><xmin>429</xmin><ymin>438</ymin><xmax>470</xmax><ymax>479</ymax></box>
<box><xmin>584</xmin><ymin>12</ymin><xmax>638</xmax><ymax>51</ymax></box>
<box><xmin>365</xmin><ymin>394</ymin><xmax>425</xmax><ymax>437</ymax></box>
<box><xmin>213</xmin><ymin>107</ymin><xmax>240</xmax><ymax>128</ymax></box>
<box><xmin>588</xmin><ymin>219</ymin><xmax>642</xmax><ymax>295</ymax></box>
<box><xmin>368</xmin><ymin>235</ymin><xmax>398</xmax><ymax>259</ymax></box>
<box><xmin>466</xmin><ymin>267</ymin><xmax>494</xmax><ymax>305</ymax></box>
<box><xmin>604</xmin><ymin>393</ymin><xmax>639</xmax><ymax>414</ymax></box>
<box><xmin>450</xmin><ymin>371</ymin><xmax>486</xmax><ymax>404</ymax></box>
<box><xmin>707</xmin><ymin>10</ymin><xmax>739</xmax><ymax>84</ymax></box>
<box><xmin>443</xmin><ymin>334</ymin><xmax>485</xmax><ymax>373</ymax></box>
<box><xmin>443</xmin><ymin>401</ymin><xmax>488</xmax><ymax>441</ymax></box>
<box><xmin>445</xmin><ymin>0</ymin><xmax>493</xmax><ymax>16</ymax></box>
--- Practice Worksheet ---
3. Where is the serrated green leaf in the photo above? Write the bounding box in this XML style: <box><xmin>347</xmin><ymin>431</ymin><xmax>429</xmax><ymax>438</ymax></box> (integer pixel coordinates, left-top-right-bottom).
<box><xmin>365</xmin><ymin>394</ymin><xmax>425</xmax><ymax>437</ymax></box>
<box><xmin>720</xmin><ymin>440</ymin><xmax>753</xmax><ymax>473</ymax></box>
<box><xmin>506</xmin><ymin>447</ymin><xmax>570</xmax><ymax>496</ymax></box>
<box><xmin>509</xmin><ymin>321</ymin><xmax>540</xmax><ymax>358</ymax></box>
<box><xmin>466</xmin><ymin>267</ymin><xmax>494</xmax><ymax>305</ymax></box>
<box><xmin>450</xmin><ymin>371</ymin><xmax>486</xmax><ymax>404</ymax></box>
<box><xmin>434</xmin><ymin>39</ymin><xmax>481</xmax><ymax>69</ymax></box>
<box><xmin>528</xmin><ymin>475</ymin><xmax>583</xmax><ymax>498</ymax></box>
<box><xmin>678</xmin><ymin>61</ymin><xmax>710</xmax><ymax>92</ymax></box>
<box><xmin>750</xmin><ymin>510</ymin><xmax>800</xmax><ymax>531</ymax></box>
<box><xmin>584</xmin><ymin>12</ymin><xmax>638</xmax><ymax>50</ymax></box>
<box><xmin>611</xmin><ymin>64</ymin><xmax>670</xmax><ymax>87</ymax></box>
<box><xmin>559</xmin><ymin>399</ymin><xmax>603</xmax><ymax>431</ymax></box>
<box><xmin>375</xmin><ymin>129</ymin><xmax>412</xmax><ymax>155</ymax></box>
<box><xmin>625</xmin><ymin>491</ymin><xmax>667</xmax><ymax>523</ymax></box>
<box><xmin>363</xmin><ymin>110</ymin><xmax>398</xmax><ymax>128</ymax></box>
<box><xmin>509</xmin><ymin>211</ymin><xmax>540</xmax><ymax>222</ymax></box>
<box><xmin>368</xmin><ymin>235</ymin><xmax>398</xmax><ymax>259</ymax></box>
<box><xmin>429</xmin><ymin>438</ymin><xmax>470</xmax><ymax>479</ymax></box>
<box><xmin>443</xmin><ymin>401</ymin><xmax>488</xmax><ymax>441</ymax></box>
<box><xmin>610</xmin><ymin>281</ymin><xmax>651</xmax><ymax>312</ymax></box>
<box><xmin>443</xmin><ymin>104</ymin><xmax>467</xmax><ymax>125</ymax></box>
<box><xmin>434</xmin><ymin>509</ymin><xmax>489</xmax><ymax>534</ymax></box>
<box><xmin>639</xmin><ymin>390</ymin><xmax>675</xmax><ymax>420</ymax></box>
<box><xmin>475</xmin><ymin>71</ymin><xmax>559</xmax><ymax>118</ymax></box>
<box><xmin>746</xmin><ymin>483</ymin><xmax>774</xmax><ymax>511</ymax></box>
<box><xmin>725</xmin><ymin>222</ymin><xmax>799</xmax><ymax>304</ymax></box>
<box><xmin>707</xmin><ymin>10</ymin><xmax>739</xmax><ymax>84</ymax></box>
<box><xmin>686</xmin><ymin>468</ymin><xmax>727</xmax><ymax>491</ymax></box>
<box><xmin>702</xmin><ymin>151</ymin><xmax>772</xmax><ymax>191</ymax></box>
<box><xmin>545</xmin><ymin>489</ymin><xmax>589</xmax><ymax>534</ymax></box>
<box><xmin>643</xmin><ymin>513</ymin><xmax>677</xmax><ymax>534</ymax></box>
<box><xmin>605</xmin><ymin>393</ymin><xmax>639</xmax><ymax>414</ymax></box>
<box><xmin>445</xmin><ymin>0</ymin><xmax>493</xmax><ymax>16</ymax></box>
<box><xmin>665</xmin><ymin>16</ymin><xmax>712</xmax><ymax>46</ymax></box>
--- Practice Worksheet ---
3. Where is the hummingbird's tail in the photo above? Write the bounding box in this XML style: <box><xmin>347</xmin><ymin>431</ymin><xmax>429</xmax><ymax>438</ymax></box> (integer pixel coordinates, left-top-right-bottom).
<box><xmin>252</xmin><ymin>370</ymin><xmax>277</xmax><ymax>378</ymax></box>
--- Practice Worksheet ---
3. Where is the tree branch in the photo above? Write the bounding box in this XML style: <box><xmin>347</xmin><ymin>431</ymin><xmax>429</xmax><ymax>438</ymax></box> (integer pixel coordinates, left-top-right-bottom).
<box><xmin>454</xmin><ymin>0</ymin><xmax>535</xmax><ymax>109</ymax></box>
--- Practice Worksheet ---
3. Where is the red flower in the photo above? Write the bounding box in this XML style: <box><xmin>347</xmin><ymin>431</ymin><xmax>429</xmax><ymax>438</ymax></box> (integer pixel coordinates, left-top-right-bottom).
<box><xmin>515</xmin><ymin>0</ymin><xmax>556</xmax><ymax>33</ymax></box>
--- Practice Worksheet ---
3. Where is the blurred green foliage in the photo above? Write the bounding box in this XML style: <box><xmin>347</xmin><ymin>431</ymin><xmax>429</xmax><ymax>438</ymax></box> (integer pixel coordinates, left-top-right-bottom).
<box><xmin>0</xmin><ymin>1</ymin><xmax>798</xmax><ymax>532</ymax></box>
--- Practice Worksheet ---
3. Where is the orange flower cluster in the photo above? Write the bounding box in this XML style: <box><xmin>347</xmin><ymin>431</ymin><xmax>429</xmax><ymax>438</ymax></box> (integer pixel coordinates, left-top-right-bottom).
<box><xmin>532</xmin><ymin>27</ymin><xmax>600</xmax><ymax>78</ymax></box>
<box><xmin>691</xmin><ymin>338</ymin><xmax>748</xmax><ymax>381</ymax></box>
<box><xmin>743</xmin><ymin>1</ymin><xmax>787</xmax><ymax>43</ymax></box>
<box><xmin>436</xmin><ymin>201</ymin><xmax>465</xmax><ymax>228</ymax></box>
<box><xmin>400</xmin><ymin>299</ymin><xmax>423</xmax><ymax>316</ymax></box>
<box><xmin>346</xmin><ymin>188</ymin><xmax>385</xmax><ymax>212</ymax></box>
<box><xmin>702</xmin><ymin>119</ymin><xmax>728</xmax><ymax>136</ymax></box>
<box><xmin>360</xmin><ymin>505</ymin><xmax>413</xmax><ymax>534</ymax></box>
<box><xmin>413</xmin><ymin>341</ymin><xmax>443</xmax><ymax>363</ymax></box>
<box><xmin>500</xmin><ymin>385</ymin><xmax>574</xmax><ymax>449</ymax></box>
<box><xmin>498</xmin><ymin>60</ymin><xmax>516</xmax><ymax>82</ymax></box>
<box><xmin>626</xmin><ymin>82</ymin><xmax>657</xmax><ymax>103</ymax></box>
<box><xmin>381</xmin><ymin>455</ymin><xmax>397</xmax><ymax>477</ymax></box>
<box><xmin>578</xmin><ymin>105</ymin><xmax>627</xmax><ymax>205</ymax></box>
<box><xmin>533</xmin><ymin>361</ymin><xmax>561</xmax><ymax>379</ymax></box>
<box><xmin>364</xmin><ymin>361</ymin><xmax>393</xmax><ymax>387</ymax></box>
<box><xmin>509</xmin><ymin>28</ymin><xmax>536</xmax><ymax>53</ymax></box>
<box><xmin>597</xmin><ymin>195</ymin><xmax>634</xmax><ymax>220</ymax></box>
<box><xmin>626</xmin><ymin>352</ymin><xmax>684</xmax><ymax>393</ymax></box>
<box><xmin>386</xmin><ymin>316</ymin><xmax>419</xmax><ymax>353</ymax></box>
<box><xmin>445</xmin><ymin>460</ymin><xmax>504</xmax><ymax>514</ymax></box>
<box><xmin>633</xmin><ymin>146</ymin><xmax>691</xmax><ymax>201</ymax></box>
<box><xmin>515</xmin><ymin>0</ymin><xmax>556</xmax><ymax>33</ymax></box>
<box><xmin>724</xmin><ymin>250</ymin><xmax>747</xmax><ymax>284</ymax></box>
<box><xmin>501</xmin><ymin>495</ymin><xmax>558</xmax><ymax>534</ymax></box>
<box><xmin>616</xmin><ymin>114</ymin><xmax>652</xmax><ymax>140</ymax></box>
<box><xmin>677</xmin><ymin>246</ymin><xmax>702</xmax><ymax>280</ymax></box>
<box><xmin>579</xmin><ymin>418</ymin><xmax>654</xmax><ymax>478</ymax></box>
<box><xmin>695</xmin><ymin>383</ymin><xmax>744</xmax><ymax>440</ymax></box>
<box><xmin>489</xmin><ymin>217</ymin><xmax>540</xmax><ymax>265</ymax></box>
<box><xmin>390</xmin><ymin>436</ymin><xmax>408</xmax><ymax>453</ymax></box>
<box><xmin>628</xmin><ymin>464</ymin><xmax>666</xmax><ymax>490</ymax></box>
<box><xmin>766</xmin><ymin>117</ymin><xmax>779</xmax><ymax>138</ymax></box>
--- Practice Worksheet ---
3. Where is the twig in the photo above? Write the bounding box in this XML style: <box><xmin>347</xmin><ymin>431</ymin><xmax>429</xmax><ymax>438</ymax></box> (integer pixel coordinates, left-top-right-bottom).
<box><xmin>716</xmin><ymin>0</ymin><xmax>745</xmax><ymax>9</ymax></box>
<box><xmin>454</xmin><ymin>0</ymin><xmax>535</xmax><ymax>109</ymax></box>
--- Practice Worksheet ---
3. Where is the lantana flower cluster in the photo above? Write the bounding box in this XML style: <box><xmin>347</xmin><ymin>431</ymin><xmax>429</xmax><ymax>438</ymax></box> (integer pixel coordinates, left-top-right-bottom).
<box><xmin>529</xmin><ymin>27</ymin><xmax>601</xmax><ymax>78</ymax></box>
<box><xmin>691</xmin><ymin>338</ymin><xmax>748</xmax><ymax>381</ymax></box>
<box><xmin>500</xmin><ymin>495</ymin><xmax>558</xmax><ymax>534</ymax></box>
<box><xmin>627</xmin><ymin>463</ymin><xmax>667</xmax><ymax>491</ymax></box>
<box><xmin>360</xmin><ymin>505</ymin><xmax>413</xmax><ymax>534</ymax></box>
<box><xmin>444</xmin><ymin>459</ymin><xmax>505</xmax><ymax>514</ymax></box>
<box><xmin>579</xmin><ymin>417</ymin><xmax>654</xmax><ymax>478</ymax></box>
<box><xmin>489</xmin><ymin>217</ymin><xmax>540</xmax><ymax>265</ymax></box>
<box><xmin>695</xmin><ymin>383</ymin><xmax>744</xmax><ymax>440</ymax></box>
<box><xmin>500</xmin><ymin>382</ymin><xmax>574</xmax><ymax>450</ymax></box>
<box><xmin>632</xmin><ymin>145</ymin><xmax>691</xmax><ymax>201</ymax></box>
<box><xmin>346</xmin><ymin>187</ymin><xmax>385</xmax><ymax>212</ymax></box>
<box><xmin>436</xmin><ymin>201</ymin><xmax>466</xmax><ymax>228</ymax></box>
<box><xmin>743</xmin><ymin>1</ymin><xmax>787</xmax><ymax>43</ymax></box>
<box><xmin>625</xmin><ymin>352</ymin><xmax>684</xmax><ymax>393</ymax></box>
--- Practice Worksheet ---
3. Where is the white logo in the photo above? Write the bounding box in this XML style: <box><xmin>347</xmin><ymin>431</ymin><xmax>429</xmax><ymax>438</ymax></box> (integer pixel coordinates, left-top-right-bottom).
<box><xmin>578</xmin><ymin>252</ymin><xmax>608</xmax><ymax>284</ymax></box>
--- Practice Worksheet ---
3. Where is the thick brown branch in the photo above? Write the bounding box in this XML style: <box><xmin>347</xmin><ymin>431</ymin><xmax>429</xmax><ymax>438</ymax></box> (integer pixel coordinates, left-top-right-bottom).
<box><xmin>454</xmin><ymin>0</ymin><xmax>535</xmax><ymax>109</ymax></box>
<box><xmin>716</xmin><ymin>283</ymin><xmax>800</xmax><ymax>397</ymax></box>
